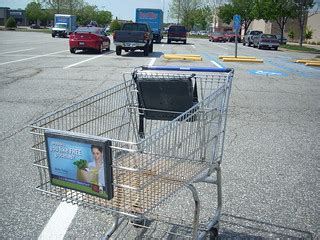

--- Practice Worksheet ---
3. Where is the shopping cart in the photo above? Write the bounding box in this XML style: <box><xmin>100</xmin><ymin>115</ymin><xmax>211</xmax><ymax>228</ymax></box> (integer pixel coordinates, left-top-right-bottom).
<box><xmin>30</xmin><ymin>65</ymin><xmax>234</xmax><ymax>239</ymax></box>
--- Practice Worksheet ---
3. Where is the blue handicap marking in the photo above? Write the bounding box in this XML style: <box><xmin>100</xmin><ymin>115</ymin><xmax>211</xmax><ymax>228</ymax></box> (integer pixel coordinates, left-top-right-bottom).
<box><xmin>248</xmin><ymin>70</ymin><xmax>288</xmax><ymax>77</ymax></box>
<box><xmin>233</xmin><ymin>15</ymin><xmax>241</xmax><ymax>30</ymax></box>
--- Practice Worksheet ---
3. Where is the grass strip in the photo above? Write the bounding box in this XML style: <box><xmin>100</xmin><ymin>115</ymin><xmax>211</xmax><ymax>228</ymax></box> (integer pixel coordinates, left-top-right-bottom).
<box><xmin>280</xmin><ymin>44</ymin><xmax>320</xmax><ymax>53</ymax></box>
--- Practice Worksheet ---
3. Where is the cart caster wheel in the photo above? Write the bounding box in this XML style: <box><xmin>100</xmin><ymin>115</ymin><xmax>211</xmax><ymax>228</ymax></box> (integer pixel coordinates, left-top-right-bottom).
<box><xmin>207</xmin><ymin>226</ymin><xmax>219</xmax><ymax>240</ymax></box>
<box><xmin>130</xmin><ymin>218</ymin><xmax>151</xmax><ymax>228</ymax></box>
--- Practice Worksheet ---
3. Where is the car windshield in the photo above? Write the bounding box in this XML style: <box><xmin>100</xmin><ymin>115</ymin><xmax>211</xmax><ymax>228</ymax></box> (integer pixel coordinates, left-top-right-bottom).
<box><xmin>251</xmin><ymin>31</ymin><xmax>263</xmax><ymax>35</ymax></box>
<box><xmin>55</xmin><ymin>23</ymin><xmax>67</xmax><ymax>29</ymax></box>
<box><xmin>122</xmin><ymin>24</ymin><xmax>148</xmax><ymax>31</ymax></box>
<box><xmin>169</xmin><ymin>26</ymin><xmax>186</xmax><ymax>32</ymax></box>
<box><xmin>261</xmin><ymin>34</ymin><xmax>276</xmax><ymax>39</ymax></box>
<box><xmin>75</xmin><ymin>27</ymin><xmax>101</xmax><ymax>34</ymax></box>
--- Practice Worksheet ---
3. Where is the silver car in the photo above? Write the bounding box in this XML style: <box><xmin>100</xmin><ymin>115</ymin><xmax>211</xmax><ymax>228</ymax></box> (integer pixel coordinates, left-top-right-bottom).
<box><xmin>253</xmin><ymin>34</ymin><xmax>280</xmax><ymax>50</ymax></box>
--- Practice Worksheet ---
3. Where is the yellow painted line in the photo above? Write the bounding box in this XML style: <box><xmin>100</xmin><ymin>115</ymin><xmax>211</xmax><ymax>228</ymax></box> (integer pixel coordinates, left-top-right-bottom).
<box><xmin>219</xmin><ymin>56</ymin><xmax>257</xmax><ymax>59</ymax></box>
<box><xmin>305</xmin><ymin>62</ymin><xmax>320</xmax><ymax>67</ymax></box>
<box><xmin>222</xmin><ymin>58</ymin><xmax>263</xmax><ymax>63</ymax></box>
<box><xmin>164</xmin><ymin>54</ymin><xmax>202</xmax><ymax>61</ymax></box>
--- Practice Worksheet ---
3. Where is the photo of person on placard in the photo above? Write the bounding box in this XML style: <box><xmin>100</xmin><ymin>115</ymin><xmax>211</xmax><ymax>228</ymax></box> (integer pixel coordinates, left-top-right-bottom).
<box><xmin>88</xmin><ymin>145</ymin><xmax>105</xmax><ymax>188</ymax></box>
<box><xmin>74</xmin><ymin>145</ymin><xmax>105</xmax><ymax>190</ymax></box>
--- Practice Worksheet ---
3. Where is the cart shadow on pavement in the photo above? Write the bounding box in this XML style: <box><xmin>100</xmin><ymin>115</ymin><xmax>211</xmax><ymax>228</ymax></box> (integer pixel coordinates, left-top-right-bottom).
<box><xmin>219</xmin><ymin>214</ymin><xmax>313</xmax><ymax>239</ymax></box>
<box><xmin>103</xmin><ymin>214</ymin><xmax>314</xmax><ymax>239</ymax></box>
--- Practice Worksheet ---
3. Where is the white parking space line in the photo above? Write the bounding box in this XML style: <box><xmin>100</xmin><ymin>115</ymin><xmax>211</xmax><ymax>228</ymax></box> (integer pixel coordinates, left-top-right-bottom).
<box><xmin>0</xmin><ymin>50</ymin><xmax>68</xmax><ymax>66</ymax></box>
<box><xmin>191</xmin><ymin>45</ymin><xmax>196</xmax><ymax>49</ymax></box>
<box><xmin>162</xmin><ymin>44</ymin><xmax>165</xmax><ymax>47</ymax></box>
<box><xmin>0</xmin><ymin>48</ymin><xmax>34</xmax><ymax>55</ymax></box>
<box><xmin>63</xmin><ymin>54</ymin><xmax>106</xmax><ymax>69</ymax></box>
<box><xmin>148</xmin><ymin>57</ymin><xmax>156</xmax><ymax>66</ymax></box>
<box><xmin>210</xmin><ymin>60</ymin><xmax>223</xmax><ymax>69</ymax></box>
<box><xmin>38</xmin><ymin>201</ymin><xmax>78</xmax><ymax>240</ymax></box>
<box><xmin>213</xmin><ymin>44</ymin><xmax>228</xmax><ymax>50</ymax></box>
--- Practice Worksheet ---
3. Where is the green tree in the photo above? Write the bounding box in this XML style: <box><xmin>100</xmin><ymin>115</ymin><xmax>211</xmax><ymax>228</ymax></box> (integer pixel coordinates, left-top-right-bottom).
<box><xmin>109</xmin><ymin>19</ymin><xmax>121</xmax><ymax>32</ymax></box>
<box><xmin>192</xmin><ymin>6</ymin><xmax>212</xmax><ymax>30</ymax></box>
<box><xmin>76</xmin><ymin>4</ymin><xmax>98</xmax><ymax>25</ymax></box>
<box><xmin>39</xmin><ymin>9</ymin><xmax>54</xmax><ymax>23</ymax></box>
<box><xmin>25</xmin><ymin>2</ymin><xmax>42</xmax><ymax>22</ymax></box>
<box><xmin>5</xmin><ymin>17</ymin><xmax>17</xmax><ymax>29</ymax></box>
<box><xmin>169</xmin><ymin>0</ymin><xmax>202</xmax><ymax>25</ymax></box>
<box><xmin>218</xmin><ymin>0</ymin><xmax>256</xmax><ymax>34</ymax></box>
<box><xmin>96</xmin><ymin>10</ymin><xmax>112</xmax><ymax>26</ymax></box>
<box><xmin>255</xmin><ymin>0</ymin><xmax>297</xmax><ymax>44</ymax></box>
<box><xmin>294</xmin><ymin>0</ymin><xmax>315</xmax><ymax>46</ymax></box>
<box><xmin>42</xmin><ymin>0</ymin><xmax>85</xmax><ymax>14</ymax></box>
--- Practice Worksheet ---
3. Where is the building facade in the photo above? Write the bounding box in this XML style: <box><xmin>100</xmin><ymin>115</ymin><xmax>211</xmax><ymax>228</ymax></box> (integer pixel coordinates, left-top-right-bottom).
<box><xmin>0</xmin><ymin>7</ymin><xmax>27</xmax><ymax>26</ymax></box>
<box><xmin>0</xmin><ymin>7</ymin><xmax>10</xmax><ymax>25</ymax></box>
<box><xmin>307</xmin><ymin>12</ymin><xmax>320</xmax><ymax>43</ymax></box>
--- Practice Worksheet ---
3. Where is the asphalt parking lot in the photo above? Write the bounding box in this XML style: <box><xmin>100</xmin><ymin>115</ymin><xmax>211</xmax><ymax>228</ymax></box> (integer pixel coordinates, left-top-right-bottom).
<box><xmin>0</xmin><ymin>31</ymin><xmax>319</xmax><ymax>239</ymax></box>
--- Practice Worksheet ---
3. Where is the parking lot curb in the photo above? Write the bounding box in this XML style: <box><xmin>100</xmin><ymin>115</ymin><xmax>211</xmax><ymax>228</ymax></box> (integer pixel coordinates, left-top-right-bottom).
<box><xmin>305</xmin><ymin>62</ymin><xmax>320</xmax><ymax>67</ymax></box>
<box><xmin>294</xmin><ymin>59</ymin><xmax>320</xmax><ymax>63</ymax></box>
<box><xmin>294</xmin><ymin>59</ymin><xmax>320</xmax><ymax>67</ymax></box>
<box><xmin>222</xmin><ymin>57</ymin><xmax>263</xmax><ymax>63</ymax></box>
<box><xmin>219</xmin><ymin>56</ymin><xmax>257</xmax><ymax>59</ymax></box>
<box><xmin>164</xmin><ymin>54</ymin><xmax>202</xmax><ymax>61</ymax></box>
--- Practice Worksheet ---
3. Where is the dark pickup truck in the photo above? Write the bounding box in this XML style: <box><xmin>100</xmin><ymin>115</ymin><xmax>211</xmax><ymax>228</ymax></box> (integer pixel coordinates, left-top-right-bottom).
<box><xmin>113</xmin><ymin>23</ymin><xmax>153</xmax><ymax>56</ymax></box>
<box><xmin>167</xmin><ymin>25</ymin><xmax>187</xmax><ymax>44</ymax></box>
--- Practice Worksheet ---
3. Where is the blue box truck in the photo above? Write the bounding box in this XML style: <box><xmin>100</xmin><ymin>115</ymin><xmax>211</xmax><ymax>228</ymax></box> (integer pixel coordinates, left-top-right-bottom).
<box><xmin>52</xmin><ymin>14</ymin><xmax>77</xmax><ymax>38</ymax></box>
<box><xmin>136</xmin><ymin>8</ymin><xmax>163</xmax><ymax>43</ymax></box>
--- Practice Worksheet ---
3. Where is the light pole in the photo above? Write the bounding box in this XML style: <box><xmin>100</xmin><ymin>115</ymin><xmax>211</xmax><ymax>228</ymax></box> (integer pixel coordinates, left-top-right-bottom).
<box><xmin>177</xmin><ymin>0</ymin><xmax>181</xmax><ymax>24</ymax></box>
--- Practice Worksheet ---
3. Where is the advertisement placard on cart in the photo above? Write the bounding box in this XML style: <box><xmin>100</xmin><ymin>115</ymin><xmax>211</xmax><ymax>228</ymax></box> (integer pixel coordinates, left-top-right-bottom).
<box><xmin>44</xmin><ymin>130</ymin><xmax>113</xmax><ymax>200</ymax></box>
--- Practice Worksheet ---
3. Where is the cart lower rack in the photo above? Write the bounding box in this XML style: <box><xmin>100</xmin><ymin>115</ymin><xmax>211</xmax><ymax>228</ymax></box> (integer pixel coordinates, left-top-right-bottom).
<box><xmin>30</xmin><ymin>66</ymin><xmax>234</xmax><ymax>239</ymax></box>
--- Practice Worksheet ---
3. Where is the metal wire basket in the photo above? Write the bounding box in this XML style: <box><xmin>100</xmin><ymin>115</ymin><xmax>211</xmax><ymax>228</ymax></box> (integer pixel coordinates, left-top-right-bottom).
<box><xmin>30</xmin><ymin>66</ymin><xmax>234</xmax><ymax>239</ymax></box>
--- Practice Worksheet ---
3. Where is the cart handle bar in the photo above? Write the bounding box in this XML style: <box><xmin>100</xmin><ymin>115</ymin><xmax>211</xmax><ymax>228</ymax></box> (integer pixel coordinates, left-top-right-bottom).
<box><xmin>141</xmin><ymin>65</ymin><xmax>233</xmax><ymax>73</ymax></box>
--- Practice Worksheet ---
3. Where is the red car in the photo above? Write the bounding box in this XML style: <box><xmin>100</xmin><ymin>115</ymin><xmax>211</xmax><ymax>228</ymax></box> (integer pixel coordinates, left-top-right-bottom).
<box><xmin>69</xmin><ymin>27</ymin><xmax>111</xmax><ymax>54</ymax></box>
<box><xmin>225</xmin><ymin>31</ymin><xmax>241</xmax><ymax>42</ymax></box>
<box><xmin>209</xmin><ymin>32</ymin><xmax>226</xmax><ymax>42</ymax></box>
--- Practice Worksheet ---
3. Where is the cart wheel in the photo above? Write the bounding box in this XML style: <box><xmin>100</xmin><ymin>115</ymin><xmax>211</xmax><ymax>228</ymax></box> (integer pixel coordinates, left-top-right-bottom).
<box><xmin>207</xmin><ymin>226</ymin><xmax>219</xmax><ymax>240</ymax></box>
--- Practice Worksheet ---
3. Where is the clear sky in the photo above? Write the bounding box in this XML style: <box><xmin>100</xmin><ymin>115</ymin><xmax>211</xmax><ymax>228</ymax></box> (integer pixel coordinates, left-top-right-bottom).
<box><xmin>0</xmin><ymin>0</ymin><xmax>173</xmax><ymax>22</ymax></box>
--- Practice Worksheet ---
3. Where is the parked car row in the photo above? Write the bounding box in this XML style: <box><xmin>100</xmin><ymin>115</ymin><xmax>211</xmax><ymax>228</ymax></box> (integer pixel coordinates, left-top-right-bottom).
<box><xmin>243</xmin><ymin>30</ymin><xmax>281</xmax><ymax>50</ymax></box>
<box><xmin>208</xmin><ymin>31</ymin><xmax>241</xmax><ymax>43</ymax></box>
<box><xmin>68</xmin><ymin>23</ymin><xmax>188</xmax><ymax>56</ymax></box>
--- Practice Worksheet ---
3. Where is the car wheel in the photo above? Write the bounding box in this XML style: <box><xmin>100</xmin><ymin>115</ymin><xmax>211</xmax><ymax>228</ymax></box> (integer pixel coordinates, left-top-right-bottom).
<box><xmin>116</xmin><ymin>46</ymin><xmax>122</xmax><ymax>56</ymax></box>
<box><xmin>274</xmin><ymin>47</ymin><xmax>278</xmax><ymax>51</ymax></box>
<box><xmin>242</xmin><ymin>41</ymin><xmax>245</xmax><ymax>46</ymax></box>
<box><xmin>52</xmin><ymin>33</ymin><xmax>55</xmax><ymax>38</ymax></box>
<box><xmin>258</xmin><ymin>44</ymin><xmax>261</xmax><ymax>49</ymax></box>
<box><xmin>183</xmin><ymin>40</ymin><xmax>186</xmax><ymax>44</ymax></box>
<box><xmin>167</xmin><ymin>39</ymin><xmax>171</xmax><ymax>44</ymax></box>
<box><xmin>98</xmin><ymin>43</ymin><xmax>103</xmax><ymax>53</ymax></box>
<box><xmin>105</xmin><ymin>41</ymin><xmax>110</xmax><ymax>51</ymax></box>
<box><xmin>149</xmin><ymin>43</ymin><xmax>153</xmax><ymax>53</ymax></box>
<box><xmin>70</xmin><ymin>48</ymin><xmax>76</xmax><ymax>54</ymax></box>
<box><xmin>144</xmin><ymin>44</ymin><xmax>149</xmax><ymax>56</ymax></box>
